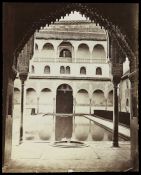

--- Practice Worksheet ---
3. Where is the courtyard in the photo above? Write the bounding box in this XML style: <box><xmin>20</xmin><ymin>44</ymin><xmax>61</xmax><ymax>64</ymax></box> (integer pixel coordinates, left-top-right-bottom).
<box><xmin>3</xmin><ymin>141</ymin><xmax>131</xmax><ymax>172</ymax></box>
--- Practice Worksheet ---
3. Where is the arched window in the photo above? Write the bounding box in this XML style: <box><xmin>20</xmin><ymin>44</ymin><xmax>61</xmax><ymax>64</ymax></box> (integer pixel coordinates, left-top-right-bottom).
<box><xmin>96</xmin><ymin>67</ymin><xmax>102</xmax><ymax>75</ymax></box>
<box><xmin>42</xmin><ymin>43</ymin><xmax>54</xmax><ymax>50</ymax></box>
<box><xmin>44</xmin><ymin>66</ymin><xmax>50</xmax><ymax>74</ymax></box>
<box><xmin>35</xmin><ymin>43</ymin><xmax>38</xmax><ymax>51</ymax></box>
<box><xmin>66</xmin><ymin>66</ymin><xmax>70</xmax><ymax>74</ymax></box>
<box><xmin>126</xmin><ymin>99</ymin><xmax>129</xmax><ymax>106</ymax></box>
<box><xmin>58</xmin><ymin>41</ymin><xmax>73</xmax><ymax>59</ymax></box>
<box><xmin>80</xmin><ymin>67</ymin><xmax>86</xmax><ymax>75</ymax></box>
<box><xmin>60</xmin><ymin>49</ymin><xmax>72</xmax><ymax>58</ymax></box>
<box><xmin>60</xmin><ymin>66</ymin><xmax>65</xmax><ymax>74</ymax></box>
<box><xmin>31</xmin><ymin>65</ymin><xmax>35</xmax><ymax>73</ymax></box>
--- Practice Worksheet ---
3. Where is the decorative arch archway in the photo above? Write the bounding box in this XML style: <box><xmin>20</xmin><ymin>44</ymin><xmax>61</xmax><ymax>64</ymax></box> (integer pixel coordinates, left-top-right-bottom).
<box><xmin>76</xmin><ymin>89</ymin><xmax>89</xmax><ymax>105</ymax></box>
<box><xmin>66</xmin><ymin>66</ymin><xmax>70</xmax><ymax>74</ymax></box>
<box><xmin>56</xmin><ymin>84</ymin><xmax>73</xmax><ymax>113</ymax></box>
<box><xmin>92</xmin><ymin>89</ymin><xmax>106</xmax><ymax>106</ymax></box>
<box><xmin>42</xmin><ymin>43</ymin><xmax>55</xmax><ymax>58</ymax></box>
<box><xmin>40</xmin><ymin>88</ymin><xmax>52</xmax><ymax>104</ymax></box>
<box><xmin>92</xmin><ymin>44</ymin><xmax>106</xmax><ymax>60</ymax></box>
<box><xmin>80</xmin><ymin>66</ymin><xmax>86</xmax><ymax>75</ymax></box>
<box><xmin>60</xmin><ymin>49</ymin><xmax>72</xmax><ymax>58</ymax></box>
<box><xmin>96</xmin><ymin>67</ymin><xmax>102</xmax><ymax>75</ymax></box>
<box><xmin>44</xmin><ymin>65</ymin><xmax>50</xmax><ymax>74</ymax></box>
<box><xmin>56</xmin><ymin>84</ymin><xmax>73</xmax><ymax>141</ymax></box>
<box><xmin>60</xmin><ymin>66</ymin><xmax>65</xmax><ymax>74</ymax></box>
<box><xmin>58</xmin><ymin>41</ymin><xmax>73</xmax><ymax>61</ymax></box>
<box><xmin>42</xmin><ymin>43</ymin><xmax>54</xmax><ymax>50</ymax></box>
<box><xmin>14</xmin><ymin>4</ymin><xmax>137</xmax><ymax>65</ymax></box>
<box><xmin>13</xmin><ymin>88</ymin><xmax>21</xmax><ymax>104</ymax></box>
<box><xmin>3</xmin><ymin>3</ymin><xmax>138</xmax><ymax>169</ymax></box>
<box><xmin>77</xmin><ymin>43</ymin><xmax>90</xmax><ymax>59</ymax></box>
<box><xmin>107</xmin><ymin>90</ymin><xmax>113</xmax><ymax>106</ymax></box>
<box><xmin>26</xmin><ymin>88</ymin><xmax>37</xmax><ymax>105</ymax></box>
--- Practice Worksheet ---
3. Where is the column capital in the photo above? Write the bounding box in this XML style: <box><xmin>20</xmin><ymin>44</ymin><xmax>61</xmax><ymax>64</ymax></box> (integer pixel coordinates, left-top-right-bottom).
<box><xmin>112</xmin><ymin>76</ymin><xmax>121</xmax><ymax>85</ymax></box>
<box><xmin>19</xmin><ymin>73</ymin><xmax>28</xmax><ymax>82</ymax></box>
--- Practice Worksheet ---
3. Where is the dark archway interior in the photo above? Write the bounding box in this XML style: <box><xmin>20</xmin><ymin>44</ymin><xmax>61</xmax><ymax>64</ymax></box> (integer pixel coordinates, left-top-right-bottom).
<box><xmin>60</xmin><ymin>49</ymin><xmax>72</xmax><ymax>58</ymax></box>
<box><xmin>55</xmin><ymin>84</ymin><xmax>73</xmax><ymax>141</ymax></box>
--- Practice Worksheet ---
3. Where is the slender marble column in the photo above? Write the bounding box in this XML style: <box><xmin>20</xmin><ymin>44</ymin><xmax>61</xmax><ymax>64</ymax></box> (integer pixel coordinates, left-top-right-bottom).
<box><xmin>19</xmin><ymin>73</ymin><xmax>27</xmax><ymax>144</ymax></box>
<box><xmin>72</xmin><ymin>98</ymin><xmax>76</xmax><ymax>139</ymax></box>
<box><xmin>37</xmin><ymin>97</ymin><xmax>39</xmax><ymax>114</ymax></box>
<box><xmin>52</xmin><ymin>97</ymin><xmax>56</xmax><ymax>141</ymax></box>
<box><xmin>113</xmin><ymin>81</ymin><xmax>119</xmax><ymax>147</ymax></box>
<box><xmin>89</xmin><ymin>98</ymin><xmax>92</xmax><ymax>114</ymax></box>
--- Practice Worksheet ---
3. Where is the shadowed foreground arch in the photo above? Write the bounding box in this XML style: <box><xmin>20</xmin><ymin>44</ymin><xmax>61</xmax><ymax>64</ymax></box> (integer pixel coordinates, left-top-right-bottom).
<box><xmin>2</xmin><ymin>3</ymin><xmax>138</xmax><ymax>171</ymax></box>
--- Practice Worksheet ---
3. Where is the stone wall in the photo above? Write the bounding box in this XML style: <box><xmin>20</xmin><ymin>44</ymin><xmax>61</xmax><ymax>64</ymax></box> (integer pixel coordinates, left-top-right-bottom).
<box><xmin>13</xmin><ymin>78</ymin><xmax>113</xmax><ymax>116</ymax></box>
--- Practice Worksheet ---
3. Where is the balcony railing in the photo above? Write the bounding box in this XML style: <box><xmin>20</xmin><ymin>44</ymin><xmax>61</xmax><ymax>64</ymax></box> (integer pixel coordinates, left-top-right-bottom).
<box><xmin>76</xmin><ymin>58</ymin><xmax>106</xmax><ymax>63</ymax></box>
<box><xmin>33</xmin><ymin>57</ymin><xmax>106</xmax><ymax>63</ymax></box>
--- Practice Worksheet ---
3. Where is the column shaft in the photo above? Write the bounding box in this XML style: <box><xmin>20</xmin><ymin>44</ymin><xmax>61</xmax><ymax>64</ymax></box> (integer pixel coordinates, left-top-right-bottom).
<box><xmin>52</xmin><ymin>97</ymin><xmax>56</xmax><ymax>141</ymax></box>
<box><xmin>89</xmin><ymin>99</ymin><xmax>92</xmax><ymax>114</ymax></box>
<box><xmin>19</xmin><ymin>80</ymin><xmax>25</xmax><ymax>144</ymax></box>
<box><xmin>113</xmin><ymin>82</ymin><xmax>119</xmax><ymax>147</ymax></box>
<box><xmin>37</xmin><ymin>97</ymin><xmax>39</xmax><ymax>114</ymax></box>
<box><xmin>72</xmin><ymin>98</ymin><xmax>76</xmax><ymax>139</ymax></box>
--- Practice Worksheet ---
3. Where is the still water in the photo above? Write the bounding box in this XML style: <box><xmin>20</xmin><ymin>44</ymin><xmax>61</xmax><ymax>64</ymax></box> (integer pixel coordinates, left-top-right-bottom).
<box><xmin>23</xmin><ymin>115</ymin><xmax>128</xmax><ymax>142</ymax></box>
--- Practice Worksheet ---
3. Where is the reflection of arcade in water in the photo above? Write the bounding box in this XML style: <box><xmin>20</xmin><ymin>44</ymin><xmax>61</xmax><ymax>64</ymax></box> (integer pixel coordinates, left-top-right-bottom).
<box><xmin>55</xmin><ymin>84</ymin><xmax>73</xmax><ymax>141</ymax></box>
<box><xmin>21</xmin><ymin>84</ymin><xmax>129</xmax><ymax>144</ymax></box>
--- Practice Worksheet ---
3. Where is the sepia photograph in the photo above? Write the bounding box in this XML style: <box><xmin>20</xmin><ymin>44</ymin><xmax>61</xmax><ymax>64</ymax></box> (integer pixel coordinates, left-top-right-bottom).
<box><xmin>2</xmin><ymin>2</ymin><xmax>139</xmax><ymax>172</ymax></box>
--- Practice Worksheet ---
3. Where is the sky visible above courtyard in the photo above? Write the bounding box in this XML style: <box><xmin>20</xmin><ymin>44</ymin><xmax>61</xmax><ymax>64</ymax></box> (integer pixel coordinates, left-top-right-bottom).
<box><xmin>59</xmin><ymin>11</ymin><xmax>88</xmax><ymax>21</ymax></box>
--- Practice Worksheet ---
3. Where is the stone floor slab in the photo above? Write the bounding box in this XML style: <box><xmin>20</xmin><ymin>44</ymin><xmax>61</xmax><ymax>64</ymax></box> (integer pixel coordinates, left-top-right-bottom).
<box><xmin>3</xmin><ymin>141</ymin><xmax>131</xmax><ymax>173</ymax></box>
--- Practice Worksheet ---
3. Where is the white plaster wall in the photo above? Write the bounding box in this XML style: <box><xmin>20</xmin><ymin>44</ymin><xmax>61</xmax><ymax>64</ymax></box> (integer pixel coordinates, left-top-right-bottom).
<box><xmin>107</xmin><ymin>91</ymin><xmax>113</xmax><ymax>106</ymax></box>
<box><xmin>120</xmin><ymin>78</ymin><xmax>130</xmax><ymax>113</ymax></box>
<box><xmin>26</xmin><ymin>89</ymin><xmax>37</xmax><ymax>105</ymax></box>
<box><xmin>76</xmin><ymin>91</ymin><xmax>89</xmax><ymax>104</ymax></box>
<box><xmin>28</xmin><ymin>62</ymin><xmax>110</xmax><ymax>77</ymax></box>
<box><xmin>14</xmin><ymin>88</ymin><xmax>21</xmax><ymax>104</ymax></box>
<box><xmin>14</xmin><ymin>78</ymin><xmax>113</xmax><ymax>99</ymax></box>
<box><xmin>14</xmin><ymin>78</ymin><xmax>113</xmax><ymax>115</ymax></box>
<box><xmin>123</xmin><ymin>57</ymin><xmax>130</xmax><ymax>74</ymax></box>
<box><xmin>92</xmin><ymin>91</ymin><xmax>106</xmax><ymax>106</ymax></box>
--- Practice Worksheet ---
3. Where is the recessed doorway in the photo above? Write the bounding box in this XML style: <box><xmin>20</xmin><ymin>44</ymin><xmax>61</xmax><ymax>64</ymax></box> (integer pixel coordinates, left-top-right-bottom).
<box><xmin>55</xmin><ymin>84</ymin><xmax>73</xmax><ymax>141</ymax></box>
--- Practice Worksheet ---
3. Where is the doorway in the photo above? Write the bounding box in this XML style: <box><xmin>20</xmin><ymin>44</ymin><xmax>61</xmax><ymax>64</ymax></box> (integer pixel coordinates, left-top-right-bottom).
<box><xmin>55</xmin><ymin>84</ymin><xmax>73</xmax><ymax>141</ymax></box>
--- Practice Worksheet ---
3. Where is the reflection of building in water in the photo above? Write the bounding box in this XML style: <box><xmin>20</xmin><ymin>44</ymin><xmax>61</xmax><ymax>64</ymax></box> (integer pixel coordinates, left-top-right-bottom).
<box><xmin>13</xmin><ymin>16</ymin><xmax>130</xmax><ymax>117</ymax></box>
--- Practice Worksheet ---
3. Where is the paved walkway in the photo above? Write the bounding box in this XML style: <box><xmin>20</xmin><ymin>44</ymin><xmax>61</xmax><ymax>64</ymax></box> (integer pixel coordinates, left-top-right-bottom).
<box><xmin>3</xmin><ymin>141</ymin><xmax>131</xmax><ymax>172</ymax></box>
<box><xmin>84</xmin><ymin>115</ymin><xmax>130</xmax><ymax>138</ymax></box>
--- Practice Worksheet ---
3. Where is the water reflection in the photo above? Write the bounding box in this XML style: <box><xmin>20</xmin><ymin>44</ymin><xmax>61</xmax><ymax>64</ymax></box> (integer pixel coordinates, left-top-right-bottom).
<box><xmin>23</xmin><ymin>115</ymin><xmax>127</xmax><ymax>142</ymax></box>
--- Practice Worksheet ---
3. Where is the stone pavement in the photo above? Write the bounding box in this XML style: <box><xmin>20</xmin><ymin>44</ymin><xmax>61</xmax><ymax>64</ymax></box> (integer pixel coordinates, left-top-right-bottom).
<box><xmin>3</xmin><ymin>141</ymin><xmax>131</xmax><ymax>172</ymax></box>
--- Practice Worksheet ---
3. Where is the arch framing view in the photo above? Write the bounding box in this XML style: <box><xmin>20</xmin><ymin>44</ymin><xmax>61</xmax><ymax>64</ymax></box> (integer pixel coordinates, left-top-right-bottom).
<box><xmin>2</xmin><ymin>3</ymin><xmax>139</xmax><ymax>172</ymax></box>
